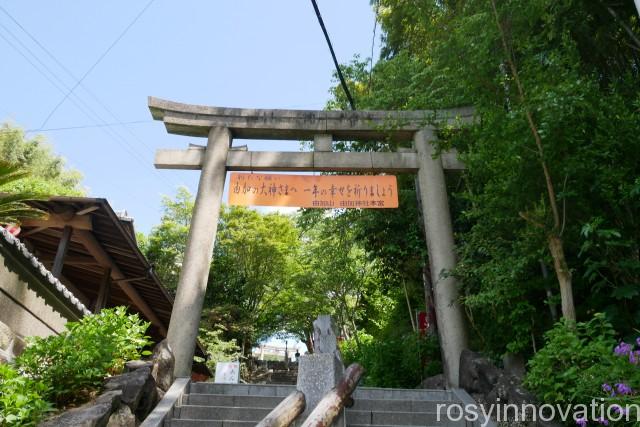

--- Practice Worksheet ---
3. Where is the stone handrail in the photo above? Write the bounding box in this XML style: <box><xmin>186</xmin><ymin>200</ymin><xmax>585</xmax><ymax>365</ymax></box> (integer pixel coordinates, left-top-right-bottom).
<box><xmin>299</xmin><ymin>363</ymin><xmax>364</xmax><ymax>427</ymax></box>
<box><xmin>139</xmin><ymin>377</ymin><xmax>190</xmax><ymax>427</ymax></box>
<box><xmin>256</xmin><ymin>390</ymin><xmax>306</xmax><ymax>427</ymax></box>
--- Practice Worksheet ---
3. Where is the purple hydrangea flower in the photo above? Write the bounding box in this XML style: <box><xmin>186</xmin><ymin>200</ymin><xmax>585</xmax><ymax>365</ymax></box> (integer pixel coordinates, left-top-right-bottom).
<box><xmin>615</xmin><ymin>383</ymin><xmax>632</xmax><ymax>395</ymax></box>
<box><xmin>597</xmin><ymin>417</ymin><xmax>609</xmax><ymax>426</ymax></box>
<box><xmin>576</xmin><ymin>417</ymin><xmax>588</xmax><ymax>427</ymax></box>
<box><xmin>630</xmin><ymin>351</ymin><xmax>640</xmax><ymax>364</ymax></box>
<box><xmin>636</xmin><ymin>337</ymin><xmax>640</xmax><ymax>347</ymax></box>
<box><xmin>614</xmin><ymin>342</ymin><xmax>633</xmax><ymax>356</ymax></box>
<box><xmin>611</xmin><ymin>404</ymin><xmax>627</xmax><ymax>416</ymax></box>
<box><xmin>602</xmin><ymin>383</ymin><xmax>612</xmax><ymax>393</ymax></box>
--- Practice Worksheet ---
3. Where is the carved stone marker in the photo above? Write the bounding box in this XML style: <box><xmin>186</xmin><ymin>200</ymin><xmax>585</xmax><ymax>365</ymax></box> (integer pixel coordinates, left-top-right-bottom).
<box><xmin>297</xmin><ymin>315</ymin><xmax>345</xmax><ymax>427</ymax></box>
<box><xmin>314</xmin><ymin>315</ymin><xmax>341</xmax><ymax>354</ymax></box>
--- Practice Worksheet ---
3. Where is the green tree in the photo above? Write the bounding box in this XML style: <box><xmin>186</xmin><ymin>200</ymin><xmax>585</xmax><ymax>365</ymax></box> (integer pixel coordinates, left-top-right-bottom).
<box><xmin>270</xmin><ymin>210</ymin><xmax>396</xmax><ymax>352</ymax></box>
<box><xmin>0</xmin><ymin>123</ymin><xmax>83</xmax><ymax>196</ymax></box>
<box><xmin>327</xmin><ymin>0</ymin><xmax>640</xmax><ymax>356</ymax></box>
<box><xmin>205</xmin><ymin>206</ymin><xmax>302</xmax><ymax>352</ymax></box>
<box><xmin>0</xmin><ymin>161</ymin><xmax>47</xmax><ymax>225</ymax></box>
<box><xmin>140</xmin><ymin>187</ymin><xmax>194</xmax><ymax>291</ymax></box>
<box><xmin>141</xmin><ymin>189</ymin><xmax>304</xmax><ymax>352</ymax></box>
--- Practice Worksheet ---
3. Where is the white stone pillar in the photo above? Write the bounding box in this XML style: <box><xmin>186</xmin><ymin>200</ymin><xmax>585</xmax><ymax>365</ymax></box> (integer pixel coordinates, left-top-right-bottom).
<box><xmin>414</xmin><ymin>128</ymin><xmax>468</xmax><ymax>388</ymax></box>
<box><xmin>167</xmin><ymin>126</ymin><xmax>231</xmax><ymax>377</ymax></box>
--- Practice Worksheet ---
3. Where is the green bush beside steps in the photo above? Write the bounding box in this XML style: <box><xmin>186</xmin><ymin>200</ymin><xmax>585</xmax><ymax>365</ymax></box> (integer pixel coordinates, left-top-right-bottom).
<box><xmin>0</xmin><ymin>307</ymin><xmax>152</xmax><ymax>426</ymax></box>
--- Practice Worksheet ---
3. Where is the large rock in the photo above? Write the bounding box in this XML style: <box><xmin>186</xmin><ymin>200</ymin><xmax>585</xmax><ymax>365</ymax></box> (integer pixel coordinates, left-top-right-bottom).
<box><xmin>106</xmin><ymin>405</ymin><xmax>135</xmax><ymax>427</ymax></box>
<box><xmin>0</xmin><ymin>321</ymin><xmax>17</xmax><ymax>362</ymax></box>
<box><xmin>0</xmin><ymin>320</ymin><xmax>15</xmax><ymax>350</ymax></box>
<box><xmin>124</xmin><ymin>360</ymin><xmax>153</xmax><ymax>372</ymax></box>
<box><xmin>39</xmin><ymin>390</ymin><xmax>121</xmax><ymax>427</ymax></box>
<box><xmin>418</xmin><ymin>373</ymin><xmax>445</xmax><ymax>390</ymax></box>
<box><xmin>104</xmin><ymin>366</ymin><xmax>157</xmax><ymax>418</ymax></box>
<box><xmin>486</xmin><ymin>373</ymin><xmax>537</xmax><ymax>405</ymax></box>
<box><xmin>135</xmin><ymin>378</ymin><xmax>159</xmax><ymax>421</ymax></box>
<box><xmin>503</xmin><ymin>353</ymin><xmax>526</xmax><ymax>379</ymax></box>
<box><xmin>151</xmin><ymin>339</ymin><xmax>174</xmax><ymax>392</ymax></box>
<box><xmin>459</xmin><ymin>349</ymin><xmax>501</xmax><ymax>394</ymax></box>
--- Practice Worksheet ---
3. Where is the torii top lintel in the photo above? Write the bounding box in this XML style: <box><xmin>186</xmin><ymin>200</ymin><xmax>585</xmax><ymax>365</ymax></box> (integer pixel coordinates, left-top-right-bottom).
<box><xmin>148</xmin><ymin>97</ymin><xmax>475</xmax><ymax>141</ymax></box>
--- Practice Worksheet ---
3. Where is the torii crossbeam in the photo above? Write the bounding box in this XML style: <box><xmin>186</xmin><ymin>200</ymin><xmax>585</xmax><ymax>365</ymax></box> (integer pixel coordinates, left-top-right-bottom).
<box><xmin>149</xmin><ymin>96</ymin><xmax>473</xmax><ymax>388</ymax></box>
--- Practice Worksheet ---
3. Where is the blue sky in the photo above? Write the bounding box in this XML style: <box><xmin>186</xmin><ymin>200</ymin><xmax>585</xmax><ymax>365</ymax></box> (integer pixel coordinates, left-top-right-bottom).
<box><xmin>1</xmin><ymin>1</ymin><xmax>380</xmax><ymax>233</ymax></box>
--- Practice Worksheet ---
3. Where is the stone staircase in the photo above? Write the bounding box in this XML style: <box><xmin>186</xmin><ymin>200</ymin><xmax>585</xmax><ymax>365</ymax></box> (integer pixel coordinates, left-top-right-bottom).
<box><xmin>268</xmin><ymin>363</ymin><xmax>298</xmax><ymax>385</ymax></box>
<box><xmin>164</xmin><ymin>383</ymin><xmax>476</xmax><ymax>427</ymax></box>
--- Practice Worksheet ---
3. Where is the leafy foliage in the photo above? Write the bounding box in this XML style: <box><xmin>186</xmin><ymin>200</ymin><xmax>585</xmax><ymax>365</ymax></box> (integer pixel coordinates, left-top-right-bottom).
<box><xmin>140</xmin><ymin>187</ymin><xmax>193</xmax><ymax>291</ymax></box>
<box><xmin>327</xmin><ymin>0</ymin><xmax>640</xmax><ymax>358</ymax></box>
<box><xmin>341</xmin><ymin>331</ymin><xmax>441</xmax><ymax>388</ymax></box>
<box><xmin>0</xmin><ymin>161</ymin><xmax>47</xmax><ymax>225</ymax></box>
<box><xmin>15</xmin><ymin>307</ymin><xmax>152</xmax><ymax>406</ymax></box>
<box><xmin>141</xmin><ymin>0</ymin><xmax>640</xmax><ymax>381</ymax></box>
<box><xmin>0</xmin><ymin>364</ymin><xmax>52</xmax><ymax>427</ymax></box>
<box><xmin>525</xmin><ymin>314</ymin><xmax>640</xmax><ymax>422</ymax></box>
<box><xmin>196</xmin><ymin>326</ymin><xmax>241</xmax><ymax>375</ymax></box>
<box><xmin>0</xmin><ymin>123</ymin><xmax>83</xmax><ymax>196</ymax></box>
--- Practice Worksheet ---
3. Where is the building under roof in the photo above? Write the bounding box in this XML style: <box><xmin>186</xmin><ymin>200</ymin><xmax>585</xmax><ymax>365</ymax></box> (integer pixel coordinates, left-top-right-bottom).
<box><xmin>18</xmin><ymin>196</ymin><xmax>173</xmax><ymax>340</ymax></box>
<box><xmin>0</xmin><ymin>195</ymin><xmax>209</xmax><ymax>375</ymax></box>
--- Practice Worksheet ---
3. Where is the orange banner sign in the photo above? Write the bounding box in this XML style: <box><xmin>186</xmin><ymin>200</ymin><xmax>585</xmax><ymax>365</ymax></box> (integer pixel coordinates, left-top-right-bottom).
<box><xmin>228</xmin><ymin>173</ymin><xmax>398</xmax><ymax>209</ymax></box>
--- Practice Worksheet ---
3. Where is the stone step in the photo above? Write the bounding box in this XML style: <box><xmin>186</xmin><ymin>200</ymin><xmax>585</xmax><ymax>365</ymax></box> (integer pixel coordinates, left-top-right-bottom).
<box><xmin>188</xmin><ymin>383</ymin><xmax>295</xmax><ymax>397</ymax></box>
<box><xmin>168</xmin><ymin>420</ymin><xmax>256</xmax><ymax>427</ymax></box>
<box><xmin>270</xmin><ymin>372</ymin><xmax>297</xmax><ymax>377</ymax></box>
<box><xmin>346</xmin><ymin>409</ymin><xmax>466</xmax><ymax>426</ymax></box>
<box><xmin>353</xmin><ymin>387</ymin><xmax>456</xmax><ymax>402</ymax></box>
<box><xmin>351</xmin><ymin>398</ymin><xmax>453</xmax><ymax>412</ymax></box>
<box><xmin>176</xmin><ymin>405</ymin><xmax>271</xmax><ymax>422</ymax></box>
<box><xmin>183</xmin><ymin>393</ymin><xmax>284</xmax><ymax>408</ymax></box>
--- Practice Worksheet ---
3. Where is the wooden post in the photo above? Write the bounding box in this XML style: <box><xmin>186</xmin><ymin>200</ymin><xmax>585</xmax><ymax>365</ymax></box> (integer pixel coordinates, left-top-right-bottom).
<box><xmin>93</xmin><ymin>267</ymin><xmax>111</xmax><ymax>313</ymax></box>
<box><xmin>51</xmin><ymin>225</ymin><xmax>72</xmax><ymax>277</ymax></box>
<box><xmin>256</xmin><ymin>391</ymin><xmax>306</xmax><ymax>427</ymax></box>
<box><xmin>75</xmin><ymin>229</ymin><xmax>167</xmax><ymax>335</ymax></box>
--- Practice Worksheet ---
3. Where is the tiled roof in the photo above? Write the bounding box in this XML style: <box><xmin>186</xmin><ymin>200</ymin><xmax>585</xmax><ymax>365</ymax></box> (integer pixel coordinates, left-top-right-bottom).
<box><xmin>0</xmin><ymin>227</ymin><xmax>91</xmax><ymax>316</ymax></box>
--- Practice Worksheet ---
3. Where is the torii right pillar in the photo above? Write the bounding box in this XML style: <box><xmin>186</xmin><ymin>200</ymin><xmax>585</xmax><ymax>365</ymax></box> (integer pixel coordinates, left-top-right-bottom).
<box><xmin>415</xmin><ymin>128</ymin><xmax>468</xmax><ymax>388</ymax></box>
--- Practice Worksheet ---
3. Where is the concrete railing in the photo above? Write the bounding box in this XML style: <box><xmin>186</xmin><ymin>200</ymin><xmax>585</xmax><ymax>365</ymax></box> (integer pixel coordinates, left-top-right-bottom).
<box><xmin>140</xmin><ymin>377</ymin><xmax>190</xmax><ymax>427</ymax></box>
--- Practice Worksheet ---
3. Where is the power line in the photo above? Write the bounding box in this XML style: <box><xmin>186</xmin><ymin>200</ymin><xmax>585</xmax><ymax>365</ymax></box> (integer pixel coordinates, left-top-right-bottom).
<box><xmin>37</xmin><ymin>0</ymin><xmax>156</xmax><ymax>129</ymax></box>
<box><xmin>24</xmin><ymin>121</ymin><xmax>152</xmax><ymax>133</ymax></box>
<box><xmin>369</xmin><ymin>0</ymin><xmax>380</xmax><ymax>92</ymax></box>
<box><xmin>0</xmin><ymin>39</ymin><xmax>173</xmax><ymax>201</ymax></box>
<box><xmin>0</xmin><ymin>4</ymin><xmax>160</xmax><ymax>157</ymax></box>
<box><xmin>0</xmin><ymin>25</ymin><xmax>151</xmax><ymax>171</ymax></box>
<box><xmin>309</xmin><ymin>0</ymin><xmax>356</xmax><ymax>110</ymax></box>
<box><xmin>0</xmin><ymin>4</ymin><xmax>180</xmax><ymax>191</ymax></box>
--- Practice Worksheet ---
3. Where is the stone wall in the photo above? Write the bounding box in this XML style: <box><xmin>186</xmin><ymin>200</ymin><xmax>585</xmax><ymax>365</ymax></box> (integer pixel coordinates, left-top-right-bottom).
<box><xmin>0</xmin><ymin>253</ymin><xmax>70</xmax><ymax>361</ymax></box>
<box><xmin>39</xmin><ymin>340</ymin><xmax>175</xmax><ymax>426</ymax></box>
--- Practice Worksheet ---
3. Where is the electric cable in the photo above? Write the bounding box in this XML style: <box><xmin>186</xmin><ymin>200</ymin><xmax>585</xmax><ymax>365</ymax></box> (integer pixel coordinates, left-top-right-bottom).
<box><xmin>37</xmin><ymin>0</ymin><xmax>156</xmax><ymax>129</ymax></box>
<box><xmin>309</xmin><ymin>0</ymin><xmax>356</xmax><ymax>110</ymax></box>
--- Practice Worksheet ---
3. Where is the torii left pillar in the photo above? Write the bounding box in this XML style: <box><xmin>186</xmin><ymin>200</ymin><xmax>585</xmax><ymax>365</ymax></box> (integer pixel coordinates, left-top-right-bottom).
<box><xmin>166</xmin><ymin>126</ymin><xmax>231</xmax><ymax>377</ymax></box>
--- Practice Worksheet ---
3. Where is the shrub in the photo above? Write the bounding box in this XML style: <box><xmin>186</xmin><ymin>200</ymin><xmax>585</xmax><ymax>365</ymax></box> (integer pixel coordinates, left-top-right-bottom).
<box><xmin>0</xmin><ymin>363</ymin><xmax>53</xmax><ymax>426</ymax></box>
<box><xmin>15</xmin><ymin>307</ymin><xmax>152</xmax><ymax>406</ymax></box>
<box><xmin>197</xmin><ymin>326</ymin><xmax>241</xmax><ymax>375</ymax></box>
<box><xmin>340</xmin><ymin>331</ymin><xmax>441</xmax><ymax>388</ymax></box>
<box><xmin>524</xmin><ymin>313</ymin><xmax>640</xmax><ymax>425</ymax></box>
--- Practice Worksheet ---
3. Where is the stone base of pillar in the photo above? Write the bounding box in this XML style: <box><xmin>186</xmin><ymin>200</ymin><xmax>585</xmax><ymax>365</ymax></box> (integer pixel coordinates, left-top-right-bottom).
<box><xmin>296</xmin><ymin>353</ymin><xmax>345</xmax><ymax>427</ymax></box>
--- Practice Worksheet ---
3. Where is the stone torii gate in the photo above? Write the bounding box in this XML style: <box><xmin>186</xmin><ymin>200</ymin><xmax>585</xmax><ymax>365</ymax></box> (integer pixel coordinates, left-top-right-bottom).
<box><xmin>148</xmin><ymin>97</ymin><xmax>473</xmax><ymax>388</ymax></box>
